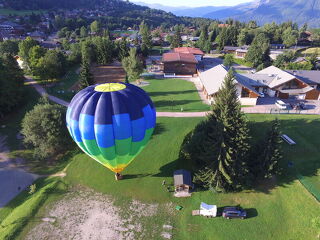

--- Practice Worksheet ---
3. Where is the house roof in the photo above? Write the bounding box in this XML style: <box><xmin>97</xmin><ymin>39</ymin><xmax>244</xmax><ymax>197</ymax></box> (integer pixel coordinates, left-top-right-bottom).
<box><xmin>286</xmin><ymin>70</ymin><xmax>320</xmax><ymax>85</ymax></box>
<box><xmin>279</xmin><ymin>86</ymin><xmax>315</xmax><ymax>95</ymax></box>
<box><xmin>174</xmin><ymin>169</ymin><xmax>192</xmax><ymax>187</ymax></box>
<box><xmin>238</xmin><ymin>73</ymin><xmax>275</xmax><ymax>86</ymax></box>
<box><xmin>162</xmin><ymin>52</ymin><xmax>198</xmax><ymax>64</ymax></box>
<box><xmin>173</xmin><ymin>47</ymin><xmax>204</xmax><ymax>56</ymax></box>
<box><xmin>199</xmin><ymin>64</ymin><xmax>228</xmax><ymax>95</ymax></box>
<box><xmin>256</xmin><ymin>66</ymin><xmax>296</xmax><ymax>88</ymax></box>
<box><xmin>223</xmin><ymin>46</ymin><xmax>238</xmax><ymax>51</ymax></box>
<box><xmin>199</xmin><ymin>65</ymin><xmax>261</xmax><ymax>96</ymax></box>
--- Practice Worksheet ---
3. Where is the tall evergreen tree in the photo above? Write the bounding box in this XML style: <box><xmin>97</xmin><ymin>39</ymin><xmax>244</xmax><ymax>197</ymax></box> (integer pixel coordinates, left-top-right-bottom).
<box><xmin>198</xmin><ymin>25</ymin><xmax>209</xmax><ymax>51</ymax></box>
<box><xmin>245</xmin><ymin>33</ymin><xmax>270</xmax><ymax>68</ymax></box>
<box><xmin>79</xmin><ymin>58</ymin><xmax>94</xmax><ymax>89</ymax></box>
<box><xmin>139</xmin><ymin>21</ymin><xmax>152</xmax><ymax>56</ymax></box>
<box><xmin>194</xmin><ymin>69</ymin><xmax>251</xmax><ymax>192</ymax></box>
<box><xmin>251</xmin><ymin>119</ymin><xmax>283</xmax><ymax>179</ymax></box>
<box><xmin>122</xmin><ymin>48</ymin><xmax>143</xmax><ymax>82</ymax></box>
<box><xmin>171</xmin><ymin>29</ymin><xmax>182</xmax><ymax>48</ymax></box>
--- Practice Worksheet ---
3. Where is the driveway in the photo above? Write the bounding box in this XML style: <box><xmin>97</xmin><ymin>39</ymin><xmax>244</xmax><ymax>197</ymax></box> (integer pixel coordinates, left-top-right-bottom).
<box><xmin>243</xmin><ymin>97</ymin><xmax>320</xmax><ymax>114</ymax></box>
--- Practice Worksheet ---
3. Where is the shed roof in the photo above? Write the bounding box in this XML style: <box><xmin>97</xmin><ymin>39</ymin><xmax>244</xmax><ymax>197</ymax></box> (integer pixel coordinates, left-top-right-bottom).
<box><xmin>162</xmin><ymin>52</ymin><xmax>197</xmax><ymax>64</ymax></box>
<box><xmin>174</xmin><ymin>169</ymin><xmax>192</xmax><ymax>186</ymax></box>
<box><xmin>174</xmin><ymin>47</ymin><xmax>204</xmax><ymax>55</ymax></box>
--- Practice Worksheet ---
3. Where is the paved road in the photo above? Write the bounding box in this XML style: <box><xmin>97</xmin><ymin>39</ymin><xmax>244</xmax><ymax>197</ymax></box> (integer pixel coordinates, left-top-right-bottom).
<box><xmin>0</xmin><ymin>135</ymin><xmax>39</xmax><ymax>208</ymax></box>
<box><xmin>25</xmin><ymin>77</ymin><xmax>69</xmax><ymax>107</ymax></box>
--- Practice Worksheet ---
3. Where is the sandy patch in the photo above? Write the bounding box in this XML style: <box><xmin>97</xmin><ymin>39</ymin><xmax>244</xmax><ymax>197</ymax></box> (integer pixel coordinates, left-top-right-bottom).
<box><xmin>25</xmin><ymin>188</ymin><xmax>175</xmax><ymax>240</ymax></box>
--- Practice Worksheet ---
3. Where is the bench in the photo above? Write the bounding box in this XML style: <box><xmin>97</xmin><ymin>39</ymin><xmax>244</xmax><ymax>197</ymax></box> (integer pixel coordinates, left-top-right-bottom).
<box><xmin>281</xmin><ymin>134</ymin><xmax>296</xmax><ymax>145</ymax></box>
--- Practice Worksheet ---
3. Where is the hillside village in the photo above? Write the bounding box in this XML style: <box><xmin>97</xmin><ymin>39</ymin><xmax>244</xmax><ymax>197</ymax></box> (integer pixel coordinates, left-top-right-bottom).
<box><xmin>0</xmin><ymin>0</ymin><xmax>320</xmax><ymax>240</ymax></box>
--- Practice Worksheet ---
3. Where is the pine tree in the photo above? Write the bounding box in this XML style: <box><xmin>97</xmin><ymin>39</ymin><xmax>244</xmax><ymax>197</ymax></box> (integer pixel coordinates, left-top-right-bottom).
<box><xmin>245</xmin><ymin>33</ymin><xmax>270</xmax><ymax>68</ymax></box>
<box><xmin>79</xmin><ymin>58</ymin><xmax>94</xmax><ymax>89</ymax></box>
<box><xmin>171</xmin><ymin>29</ymin><xmax>182</xmax><ymax>48</ymax></box>
<box><xmin>139</xmin><ymin>21</ymin><xmax>152</xmax><ymax>56</ymax></box>
<box><xmin>194</xmin><ymin>68</ymin><xmax>251</xmax><ymax>192</ymax></box>
<box><xmin>259</xmin><ymin>119</ymin><xmax>283</xmax><ymax>179</ymax></box>
<box><xmin>122</xmin><ymin>48</ymin><xmax>143</xmax><ymax>82</ymax></box>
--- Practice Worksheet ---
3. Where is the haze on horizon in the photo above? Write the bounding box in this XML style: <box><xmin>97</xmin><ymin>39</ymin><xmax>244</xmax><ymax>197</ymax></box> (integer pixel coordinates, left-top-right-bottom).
<box><xmin>131</xmin><ymin>0</ymin><xmax>253</xmax><ymax>7</ymax></box>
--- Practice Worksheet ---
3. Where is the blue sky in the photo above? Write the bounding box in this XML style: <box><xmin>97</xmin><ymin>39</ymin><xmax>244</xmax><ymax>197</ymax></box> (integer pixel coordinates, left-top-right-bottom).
<box><xmin>132</xmin><ymin>0</ymin><xmax>252</xmax><ymax>7</ymax></box>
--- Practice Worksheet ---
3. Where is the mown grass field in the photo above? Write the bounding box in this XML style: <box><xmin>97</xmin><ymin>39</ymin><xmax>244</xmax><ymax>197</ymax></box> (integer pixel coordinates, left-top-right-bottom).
<box><xmin>143</xmin><ymin>78</ymin><xmax>210</xmax><ymax>112</ymax></box>
<box><xmin>62</xmin><ymin>115</ymin><xmax>319</xmax><ymax>240</ymax></box>
<box><xmin>1</xmin><ymin>115</ymin><xmax>320</xmax><ymax>239</ymax></box>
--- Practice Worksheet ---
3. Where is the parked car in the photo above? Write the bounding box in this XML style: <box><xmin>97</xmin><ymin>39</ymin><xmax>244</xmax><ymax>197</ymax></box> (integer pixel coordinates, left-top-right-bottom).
<box><xmin>222</xmin><ymin>207</ymin><xmax>247</xmax><ymax>219</ymax></box>
<box><xmin>275</xmin><ymin>100</ymin><xmax>289</xmax><ymax>110</ymax></box>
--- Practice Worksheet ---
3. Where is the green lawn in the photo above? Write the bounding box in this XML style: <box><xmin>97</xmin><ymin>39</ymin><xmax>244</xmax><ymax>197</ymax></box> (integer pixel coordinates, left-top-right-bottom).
<box><xmin>2</xmin><ymin>113</ymin><xmax>319</xmax><ymax>239</ymax></box>
<box><xmin>45</xmin><ymin>66</ymin><xmax>79</xmax><ymax>102</ymax></box>
<box><xmin>143</xmin><ymin>78</ymin><xmax>210</xmax><ymax>112</ymax></box>
<box><xmin>0</xmin><ymin>177</ymin><xmax>67</xmax><ymax>240</ymax></box>
<box><xmin>62</xmin><ymin>115</ymin><xmax>319</xmax><ymax>240</ymax></box>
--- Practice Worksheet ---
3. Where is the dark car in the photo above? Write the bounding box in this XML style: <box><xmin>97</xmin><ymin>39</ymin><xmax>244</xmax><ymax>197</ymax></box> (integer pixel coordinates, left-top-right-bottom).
<box><xmin>222</xmin><ymin>207</ymin><xmax>246</xmax><ymax>219</ymax></box>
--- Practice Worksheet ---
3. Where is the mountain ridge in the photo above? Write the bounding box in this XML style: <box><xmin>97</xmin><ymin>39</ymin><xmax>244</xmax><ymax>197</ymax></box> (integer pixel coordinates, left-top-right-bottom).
<box><xmin>204</xmin><ymin>0</ymin><xmax>320</xmax><ymax>27</ymax></box>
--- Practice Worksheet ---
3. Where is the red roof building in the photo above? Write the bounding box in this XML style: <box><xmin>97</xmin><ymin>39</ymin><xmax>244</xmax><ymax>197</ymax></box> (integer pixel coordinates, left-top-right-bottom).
<box><xmin>173</xmin><ymin>47</ymin><xmax>204</xmax><ymax>56</ymax></box>
<box><xmin>162</xmin><ymin>52</ymin><xmax>198</xmax><ymax>75</ymax></box>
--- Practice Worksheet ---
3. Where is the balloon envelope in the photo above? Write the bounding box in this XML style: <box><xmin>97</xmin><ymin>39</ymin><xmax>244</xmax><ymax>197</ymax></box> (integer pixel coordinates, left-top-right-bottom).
<box><xmin>66</xmin><ymin>82</ymin><xmax>156</xmax><ymax>173</ymax></box>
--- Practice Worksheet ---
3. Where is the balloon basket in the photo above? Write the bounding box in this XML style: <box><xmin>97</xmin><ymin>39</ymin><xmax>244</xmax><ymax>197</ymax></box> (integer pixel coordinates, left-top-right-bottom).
<box><xmin>115</xmin><ymin>173</ymin><xmax>123</xmax><ymax>181</ymax></box>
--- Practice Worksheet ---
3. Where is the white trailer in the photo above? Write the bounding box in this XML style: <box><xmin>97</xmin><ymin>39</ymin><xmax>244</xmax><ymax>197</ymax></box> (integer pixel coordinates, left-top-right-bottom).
<box><xmin>192</xmin><ymin>202</ymin><xmax>217</xmax><ymax>218</ymax></box>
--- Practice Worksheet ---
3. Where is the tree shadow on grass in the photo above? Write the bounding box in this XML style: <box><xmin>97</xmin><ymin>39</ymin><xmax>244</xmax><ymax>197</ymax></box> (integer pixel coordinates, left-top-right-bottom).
<box><xmin>148</xmin><ymin>90</ymin><xmax>197</xmax><ymax>97</ymax></box>
<box><xmin>152</xmin><ymin>123</ymin><xmax>166</xmax><ymax>137</ymax></box>
<box><xmin>154</xmin><ymin>100</ymin><xmax>202</xmax><ymax>110</ymax></box>
<box><xmin>122</xmin><ymin>173</ymin><xmax>152</xmax><ymax>180</ymax></box>
<box><xmin>152</xmin><ymin>117</ymin><xmax>320</xmax><ymax>196</ymax></box>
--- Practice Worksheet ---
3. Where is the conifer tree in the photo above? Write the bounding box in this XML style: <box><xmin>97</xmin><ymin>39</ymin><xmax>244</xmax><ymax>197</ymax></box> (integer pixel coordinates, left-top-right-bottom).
<box><xmin>258</xmin><ymin>119</ymin><xmax>283</xmax><ymax>179</ymax></box>
<box><xmin>79</xmin><ymin>58</ymin><xmax>94</xmax><ymax>89</ymax></box>
<box><xmin>122</xmin><ymin>48</ymin><xmax>143</xmax><ymax>82</ymax></box>
<box><xmin>171</xmin><ymin>28</ymin><xmax>182</xmax><ymax>48</ymax></box>
<box><xmin>194</xmin><ymin>68</ymin><xmax>251</xmax><ymax>192</ymax></box>
<box><xmin>139</xmin><ymin>21</ymin><xmax>152</xmax><ymax>56</ymax></box>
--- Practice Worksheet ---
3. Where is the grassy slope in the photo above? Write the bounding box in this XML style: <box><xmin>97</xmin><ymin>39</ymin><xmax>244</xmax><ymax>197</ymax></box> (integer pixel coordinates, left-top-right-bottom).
<box><xmin>0</xmin><ymin>177</ymin><xmax>66</xmax><ymax>240</ymax></box>
<box><xmin>63</xmin><ymin>115</ymin><xmax>319</xmax><ymax>240</ymax></box>
<box><xmin>143</xmin><ymin>78</ymin><xmax>210</xmax><ymax>112</ymax></box>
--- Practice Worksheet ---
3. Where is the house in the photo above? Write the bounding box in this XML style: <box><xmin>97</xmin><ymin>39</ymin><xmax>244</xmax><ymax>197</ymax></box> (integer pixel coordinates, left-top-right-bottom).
<box><xmin>173</xmin><ymin>47</ymin><xmax>204</xmax><ymax>61</ymax></box>
<box><xmin>235</xmin><ymin>48</ymin><xmax>248</xmax><ymax>58</ymax></box>
<box><xmin>174</xmin><ymin>169</ymin><xmax>193</xmax><ymax>197</ymax></box>
<box><xmin>162</xmin><ymin>52</ymin><xmax>198</xmax><ymax>76</ymax></box>
<box><xmin>28</xmin><ymin>31</ymin><xmax>46</xmax><ymax>41</ymax></box>
<box><xmin>223</xmin><ymin>46</ymin><xmax>238</xmax><ymax>54</ymax></box>
<box><xmin>255</xmin><ymin>66</ymin><xmax>320</xmax><ymax>100</ymax></box>
<box><xmin>198</xmin><ymin>64</ymin><xmax>261</xmax><ymax>105</ymax></box>
<box><xmin>199</xmin><ymin>65</ymin><xmax>320</xmax><ymax>105</ymax></box>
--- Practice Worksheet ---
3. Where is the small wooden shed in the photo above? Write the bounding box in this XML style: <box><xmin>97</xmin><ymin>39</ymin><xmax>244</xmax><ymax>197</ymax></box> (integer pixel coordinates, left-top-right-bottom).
<box><xmin>173</xmin><ymin>169</ymin><xmax>193</xmax><ymax>193</ymax></box>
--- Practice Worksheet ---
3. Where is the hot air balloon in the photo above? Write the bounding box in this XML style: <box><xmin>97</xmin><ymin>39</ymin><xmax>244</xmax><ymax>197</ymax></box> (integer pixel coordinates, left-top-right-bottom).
<box><xmin>66</xmin><ymin>82</ymin><xmax>156</xmax><ymax>180</ymax></box>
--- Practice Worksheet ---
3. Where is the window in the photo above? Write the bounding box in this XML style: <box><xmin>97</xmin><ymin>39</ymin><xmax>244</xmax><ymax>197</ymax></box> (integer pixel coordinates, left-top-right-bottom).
<box><xmin>241</xmin><ymin>87</ymin><xmax>250</xmax><ymax>98</ymax></box>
